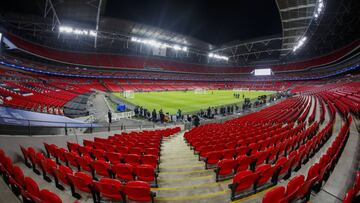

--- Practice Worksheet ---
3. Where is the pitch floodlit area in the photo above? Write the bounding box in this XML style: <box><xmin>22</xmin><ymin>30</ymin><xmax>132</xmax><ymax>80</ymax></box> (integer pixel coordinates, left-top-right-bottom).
<box><xmin>113</xmin><ymin>90</ymin><xmax>274</xmax><ymax>114</ymax></box>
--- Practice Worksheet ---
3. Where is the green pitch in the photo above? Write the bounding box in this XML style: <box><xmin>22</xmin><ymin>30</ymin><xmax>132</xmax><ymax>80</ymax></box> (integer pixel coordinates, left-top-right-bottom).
<box><xmin>113</xmin><ymin>90</ymin><xmax>274</xmax><ymax>114</ymax></box>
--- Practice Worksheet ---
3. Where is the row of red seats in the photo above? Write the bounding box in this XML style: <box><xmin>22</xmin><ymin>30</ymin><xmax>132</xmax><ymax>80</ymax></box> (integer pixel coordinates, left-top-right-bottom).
<box><xmin>343</xmin><ymin>171</ymin><xmax>360</xmax><ymax>203</ymax></box>
<box><xmin>214</xmin><ymin>121</ymin><xmax>319</xmax><ymax>183</ymax></box>
<box><xmin>22</xmin><ymin>145</ymin><xmax>159</xmax><ymax>187</ymax></box>
<box><xmin>19</xmin><ymin>146</ymin><xmax>156</xmax><ymax>203</ymax></box>
<box><xmin>263</xmin><ymin>114</ymin><xmax>352</xmax><ymax>203</ymax></box>
<box><xmin>0</xmin><ymin>148</ymin><xmax>62</xmax><ymax>203</ymax></box>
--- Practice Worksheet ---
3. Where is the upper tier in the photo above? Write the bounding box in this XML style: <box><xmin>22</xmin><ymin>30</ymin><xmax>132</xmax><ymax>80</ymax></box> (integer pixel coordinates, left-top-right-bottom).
<box><xmin>5</xmin><ymin>34</ymin><xmax>360</xmax><ymax>74</ymax></box>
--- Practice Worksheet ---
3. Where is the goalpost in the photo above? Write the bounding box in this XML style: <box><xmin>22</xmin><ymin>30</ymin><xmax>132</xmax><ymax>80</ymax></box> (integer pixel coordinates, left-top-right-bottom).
<box><xmin>194</xmin><ymin>88</ymin><xmax>208</xmax><ymax>94</ymax></box>
<box><xmin>123</xmin><ymin>90</ymin><xmax>135</xmax><ymax>98</ymax></box>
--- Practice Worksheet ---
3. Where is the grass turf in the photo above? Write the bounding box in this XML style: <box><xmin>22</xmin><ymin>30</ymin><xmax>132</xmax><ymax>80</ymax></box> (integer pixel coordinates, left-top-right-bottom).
<box><xmin>113</xmin><ymin>90</ymin><xmax>274</xmax><ymax>114</ymax></box>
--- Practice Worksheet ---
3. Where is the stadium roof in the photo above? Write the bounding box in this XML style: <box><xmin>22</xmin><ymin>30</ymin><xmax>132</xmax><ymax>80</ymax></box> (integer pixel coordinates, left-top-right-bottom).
<box><xmin>0</xmin><ymin>0</ymin><xmax>359</xmax><ymax>65</ymax></box>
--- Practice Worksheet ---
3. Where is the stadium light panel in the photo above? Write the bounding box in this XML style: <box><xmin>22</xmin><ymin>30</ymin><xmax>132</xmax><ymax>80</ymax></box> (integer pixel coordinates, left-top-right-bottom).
<box><xmin>254</xmin><ymin>68</ymin><xmax>272</xmax><ymax>76</ymax></box>
<box><xmin>131</xmin><ymin>37</ymin><xmax>188</xmax><ymax>52</ymax></box>
<box><xmin>208</xmin><ymin>53</ymin><xmax>229</xmax><ymax>61</ymax></box>
<box><xmin>293</xmin><ymin>36</ymin><xmax>307</xmax><ymax>52</ymax></box>
<box><xmin>59</xmin><ymin>26</ymin><xmax>97</xmax><ymax>37</ymax></box>
<box><xmin>314</xmin><ymin>0</ymin><xmax>325</xmax><ymax>19</ymax></box>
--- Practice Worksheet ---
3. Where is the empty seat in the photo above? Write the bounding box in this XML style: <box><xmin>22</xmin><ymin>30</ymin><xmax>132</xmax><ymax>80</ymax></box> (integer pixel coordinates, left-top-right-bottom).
<box><xmin>285</xmin><ymin>175</ymin><xmax>305</xmax><ymax>202</ymax></box>
<box><xmin>113</xmin><ymin>163</ymin><xmax>135</xmax><ymax>182</ymax></box>
<box><xmin>105</xmin><ymin>152</ymin><xmax>122</xmax><ymax>165</ymax></box>
<box><xmin>262</xmin><ymin>186</ymin><xmax>286</xmax><ymax>203</ymax></box>
<box><xmin>39</xmin><ymin>189</ymin><xmax>62</xmax><ymax>203</ymax></box>
<box><xmin>235</xmin><ymin>155</ymin><xmax>254</xmax><ymax>172</ymax></box>
<box><xmin>68</xmin><ymin>172</ymin><xmax>96</xmax><ymax>201</ymax></box>
<box><xmin>75</xmin><ymin>156</ymin><xmax>93</xmax><ymax>173</ymax></box>
<box><xmin>228</xmin><ymin>170</ymin><xmax>259</xmax><ymax>200</ymax></box>
<box><xmin>54</xmin><ymin>165</ymin><xmax>73</xmax><ymax>190</ymax></box>
<box><xmin>123</xmin><ymin>154</ymin><xmax>140</xmax><ymax>167</ymax></box>
<box><xmin>222</xmin><ymin>149</ymin><xmax>236</xmax><ymax>159</ymax></box>
<box><xmin>94</xmin><ymin>178</ymin><xmax>124</xmax><ymax>202</ymax></box>
<box><xmin>140</xmin><ymin>155</ymin><xmax>158</xmax><ymax>169</ymax></box>
<box><xmin>255</xmin><ymin>164</ymin><xmax>276</xmax><ymax>190</ymax></box>
<box><xmin>123</xmin><ymin>181</ymin><xmax>156</xmax><ymax>203</ymax></box>
<box><xmin>134</xmin><ymin>164</ymin><xmax>158</xmax><ymax>187</ymax></box>
<box><xmin>215</xmin><ymin>159</ymin><xmax>236</xmax><ymax>182</ymax></box>
<box><xmin>91</xmin><ymin>160</ymin><xmax>112</xmax><ymax>179</ymax></box>
<box><xmin>205</xmin><ymin>151</ymin><xmax>223</xmax><ymax>169</ymax></box>
<box><xmin>23</xmin><ymin>177</ymin><xmax>41</xmax><ymax>198</ymax></box>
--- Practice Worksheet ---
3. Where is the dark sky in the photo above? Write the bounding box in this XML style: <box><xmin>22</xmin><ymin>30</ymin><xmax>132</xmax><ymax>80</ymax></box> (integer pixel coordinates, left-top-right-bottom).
<box><xmin>105</xmin><ymin>0</ymin><xmax>282</xmax><ymax>45</ymax></box>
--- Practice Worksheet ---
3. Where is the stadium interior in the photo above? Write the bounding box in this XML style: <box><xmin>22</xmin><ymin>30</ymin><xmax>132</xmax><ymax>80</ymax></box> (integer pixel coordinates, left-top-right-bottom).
<box><xmin>0</xmin><ymin>0</ymin><xmax>359</xmax><ymax>203</ymax></box>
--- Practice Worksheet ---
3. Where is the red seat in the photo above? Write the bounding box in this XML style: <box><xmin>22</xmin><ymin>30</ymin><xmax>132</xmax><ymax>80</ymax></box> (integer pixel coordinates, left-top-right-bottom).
<box><xmin>343</xmin><ymin>188</ymin><xmax>354</xmax><ymax>203</ymax></box>
<box><xmin>253</xmin><ymin>151</ymin><xmax>269</xmax><ymax>167</ymax></box>
<box><xmin>354</xmin><ymin>171</ymin><xmax>360</xmax><ymax>194</ymax></box>
<box><xmin>24</xmin><ymin>177</ymin><xmax>40</xmax><ymax>197</ymax></box>
<box><xmin>215</xmin><ymin>159</ymin><xmax>236</xmax><ymax>181</ymax></box>
<box><xmin>9</xmin><ymin>166</ymin><xmax>25</xmax><ymax>195</ymax></box>
<box><xmin>91</xmin><ymin>160</ymin><xmax>112</xmax><ymax>178</ymax></box>
<box><xmin>105</xmin><ymin>152</ymin><xmax>122</xmax><ymax>165</ymax></box>
<box><xmin>76</xmin><ymin>156</ymin><xmax>93</xmax><ymax>172</ymax></box>
<box><xmin>67</xmin><ymin>142</ymin><xmax>80</xmax><ymax>154</ymax></box>
<box><xmin>285</xmin><ymin>175</ymin><xmax>305</xmax><ymax>202</ymax></box>
<box><xmin>40</xmin><ymin>189</ymin><xmax>62</xmax><ymax>203</ymax></box>
<box><xmin>255</xmin><ymin>164</ymin><xmax>276</xmax><ymax>188</ymax></box>
<box><xmin>54</xmin><ymin>165</ymin><xmax>73</xmax><ymax>190</ymax></box>
<box><xmin>205</xmin><ymin>151</ymin><xmax>223</xmax><ymax>169</ymax></box>
<box><xmin>135</xmin><ymin>164</ymin><xmax>158</xmax><ymax>187</ymax></box>
<box><xmin>275</xmin><ymin>156</ymin><xmax>294</xmax><ymax>181</ymax></box>
<box><xmin>91</xmin><ymin>149</ymin><xmax>106</xmax><ymax>161</ymax></box>
<box><xmin>222</xmin><ymin>149</ymin><xmax>236</xmax><ymax>159</ymax></box>
<box><xmin>140</xmin><ymin>155</ymin><xmax>158</xmax><ymax>169</ymax></box>
<box><xmin>235</xmin><ymin>155</ymin><xmax>254</xmax><ymax>172</ymax></box>
<box><xmin>144</xmin><ymin>148</ymin><xmax>159</xmax><ymax>158</ymax></box>
<box><xmin>235</xmin><ymin>146</ymin><xmax>248</xmax><ymax>157</ymax></box>
<box><xmin>55</xmin><ymin>148</ymin><xmax>68</xmax><ymax>164</ymax></box>
<box><xmin>262</xmin><ymin>186</ymin><xmax>286</xmax><ymax>203</ymax></box>
<box><xmin>94</xmin><ymin>178</ymin><xmax>124</xmax><ymax>201</ymax></box>
<box><xmin>129</xmin><ymin>147</ymin><xmax>143</xmax><ymax>155</ymax></box>
<box><xmin>113</xmin><ymin>163</ymin><xmax>134</xmax><ymax>182</ymax></box>
<box><xmin>296</xmin><ymin>176</ymin><xmax>318</xmax><ymax>201</ymax></box>
<box><xmin>64</xmin><ymin>152</ymin><xmax>80</xmax><ymax>170</ymax></box>
<box><xmin>68</xmin><ymin>172</ymin><xmax>95</xmax><ymax>200</ymax></box>
<box><xmin>229</xmin><ymin>170</ymin><xmax>259</xmax><ymax>200</ymax></box>
<box><xmin>123</xmin><ymin>181</ymin><xmax>155</xmax><ymax>203</ymax></box>
<box><xmin>116</xmin><ymin>146</ymin><xmax>129</xmax><ymax>154</ymax></box>
<box><xmin>123</xmin><ymin>154</ymin><xmax>140</xmax><ymax>167</ymax></box>
<box><xmin>20</xmin><ymin>145</ymin><xmax>32</xmax><ymax>168</ymax></box>
<box><xmin>41</xmin><ymin>158</ymin><xmax>57</xmax><ymax>182</ymax></box>
<box><xmin>266</xmin><ymin>146</ymin><xmax>278</xmax><ymax>164</ymax></box>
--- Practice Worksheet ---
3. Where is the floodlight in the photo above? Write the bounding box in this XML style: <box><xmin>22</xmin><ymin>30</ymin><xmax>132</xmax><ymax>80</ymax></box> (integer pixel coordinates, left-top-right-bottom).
<box><xmin>293</xmin><ymin>36</ymin><xmax>307</xmax><ymax>52</ymax></box>
<box><xmin>130</xmin><ymin>36</ymin><xmax>188</xmax><ymax>52</ymax></box>
<box><xmin>59</xmin><ymin>26</ymin><xmax>97</xmax><ymax>37</ymax></box>
<box><xmin>208</xmin><ymin>53</ymin><xmax>229</xmax><ymax>61</ymax></box>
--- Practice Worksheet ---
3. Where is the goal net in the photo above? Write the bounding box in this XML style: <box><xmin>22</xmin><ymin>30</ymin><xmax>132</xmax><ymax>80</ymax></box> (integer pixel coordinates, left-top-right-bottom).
<box><xmin>233</xmin><ymin>88</ymin><xmax>249</xmax><ymax>92</ymax></box>
<box><xmin>123</xmin><ymin>90</ymin><xmax>135</xmax><ymax>98</ymax></box>
<box><xmin>194</xmin><ymin>88</ymin><xmax>208</xmax><ymax>94</ymax></box>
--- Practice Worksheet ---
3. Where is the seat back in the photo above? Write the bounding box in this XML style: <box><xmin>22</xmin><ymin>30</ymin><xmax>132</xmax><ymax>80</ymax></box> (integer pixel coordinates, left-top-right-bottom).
<box><xmin>124</xmin><ymin>181</ymin><xmax>151</xmax><ymax>202</ymax></box>
<box><xmin>40</xmin><ymin>189</ymin><xmax>62</xmax><ymax>203</ymax></box>
<box><xmin>55</xmin><ymin>165</ymin><xmax>73</xmax><ymax>185</ymax></box>
<box><xmin>24</xmin><ymin>177</ymin><xmax>40</xmax><ymax>197</ymax></box>
<box><xmin>233</xmin><ymin>170</ymin><xmax>259</xmax><ymax>192</ymax></box>
<box><xmin>262</xmin><ymin>186</ymin><xmax>286</xmax><ymax>203</ymax></box>
<box><xmin>68</xmin><ymin>172</ymin><xmax>93</xmax><ymax>193</ymax></box>
<box><xmin>94</xmin><ymin>178</ymin><xmax>123</xmax><ymax>200</ymax></box>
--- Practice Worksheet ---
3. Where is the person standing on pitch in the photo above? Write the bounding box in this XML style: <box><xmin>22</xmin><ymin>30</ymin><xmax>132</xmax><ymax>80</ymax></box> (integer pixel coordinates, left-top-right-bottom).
<box><xmin>108</xmin><ymin>110</ymin><xmax>112</xmax><ymax>123</ymax></box>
